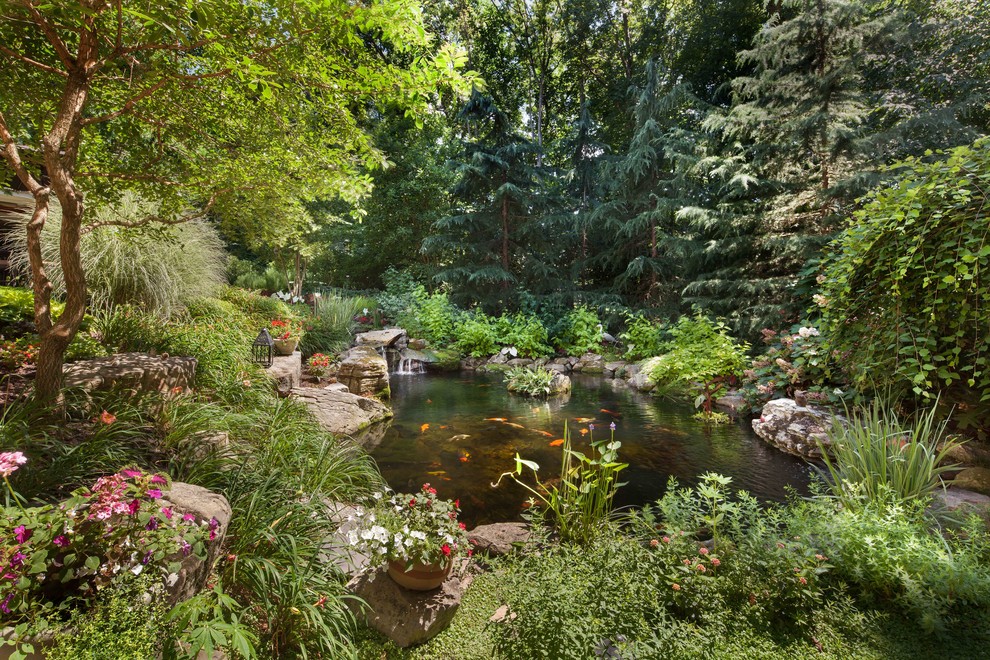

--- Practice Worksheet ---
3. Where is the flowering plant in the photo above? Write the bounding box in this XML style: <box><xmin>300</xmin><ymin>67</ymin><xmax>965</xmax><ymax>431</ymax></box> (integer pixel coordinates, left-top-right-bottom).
<box><xmin>269</xmin><ymin>317</ymin><xmax>302</xmax><ymax>341</ymax></box>
<box><xmin>1</xmin><ymin>458</ymin><xmax>210</xmax><ymax>623</ymax></box>
<box><xmin>347</xmin><ymin>484</ymin><xmax>470</xmax><ymax>567</ymax></box>
<box><xmin>307</xmin><ymin>353</ymin><xmax>337</xmax><ymax>380</ymax></box>
<box><xmin>0</xmin><ymin>337</ymin><xmax>39</xmax><ymax>371</ymax></box>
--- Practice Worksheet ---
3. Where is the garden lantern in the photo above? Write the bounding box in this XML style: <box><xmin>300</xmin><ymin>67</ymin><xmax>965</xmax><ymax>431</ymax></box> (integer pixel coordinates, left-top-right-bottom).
<box><xmin>252</xmin><ymin>328</ymin><xmax>274</xmax><ymax>368</ymax></box>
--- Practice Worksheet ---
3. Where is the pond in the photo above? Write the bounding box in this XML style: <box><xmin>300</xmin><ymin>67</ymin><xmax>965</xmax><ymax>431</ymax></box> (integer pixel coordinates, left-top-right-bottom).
<box><xmin>369</xmin><ymin>371</ymin><xmax>813</xmax><ymax>526</ymax></box>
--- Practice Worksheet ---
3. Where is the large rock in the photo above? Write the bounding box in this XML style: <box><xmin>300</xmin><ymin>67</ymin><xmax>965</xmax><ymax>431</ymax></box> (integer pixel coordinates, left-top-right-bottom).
<box><xmin>507</xmin><ymin>358</ymin><xmax>534</xmax><ymax>367</ymax></box>
<box><xmin>266</xmin><ymin>350</ymin><xmax>301</xmax><ymax>396</ymax></box>
<box><xmin>346</xmin><ymin>563</ymin><xmax>473</xmax><ymax>648</ymax></box>
<box><xmin>573</xmin><ymin>353</ymin><xmax>605</xmax><ymax>374</ymax></box>
<box><xmin>604</xmin><ymin>361</ymin><xmax>627</xmax><ymax>378</ymax></box>
<box><xmin>162</xmin><ymin>482</ymin><xmax>232</xmax><ymax>606</ymax></box>
<box><xmin>751</xmin><ymin>398</ymin><xmax>843</xmax><ymax>459</ymax></box>
<box><xmin>952</xmin><ymin>467</ymin><xmax>990</xmax><ymax>496</ymax></box>
<box><xmin>467</xmin><ymin>523</ymin><xmax>532</xmax><ymax>557</ymax></box>
<box><xmin>715</xmin><ymin>392</ymin><xmax>748</xmax><ymax>416</ymax></box>
<box><xmin>337</xmin><ymin>346</ymin><xmax>390</xmax><ymax>397</ymax></box>
<box><xmin>932</xmin><ymin>487</ymin><xmax>990</xmax><ymax>525</ymax></box>
<box><xmin>628</xmin><ymin>358</ymin><xmax>660</xmax><ymax>392</ymax></box>
<box><xmin>63</xmin><ymin>352</ymin><xmax>196</xmax><ymax>396</ymax></box>
<box><xmin>408</xmin><ymin>338</ymin><xmax>429</xmax><ymax>350</ymax></box>
<box><xmin>942</xmin><ymin>441</ymin><xmax>990</xmax><ymax>470</ymax></box>
<box><xmin>355</xmin><ymin>328</ymin><xmax>407</xmax><ymax>349</ymax></box>
<box><xmin>292</xmin><ymin>387</ymin><xmax>392</xmax><ymax>437</ymax></box>
<box><xmin>546</xmin><ymin>362</ymin><xmax>569</xmax><ymax>374</ymax></box>
<box><xmin>460</xmin><ymin>357</ymin><xmax>487</xmax><ymax>371</ymax></box>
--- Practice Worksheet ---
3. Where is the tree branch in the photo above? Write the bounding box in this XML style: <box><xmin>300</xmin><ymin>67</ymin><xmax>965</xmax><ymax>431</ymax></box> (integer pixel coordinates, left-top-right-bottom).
<box><xmin>81</xmin><ymin>187</ymin><xmax>238</xmax><ymax>234</ymax></box>
<box><xmin>21</xmin><ymin>0</ymin><xmax>76</xmax><ymax>70</ymax></box>
<box><xmin>0</xmin><ymin>110</ymin><xmax>44</xmax><ymax>195</ymax></box>
<box><xmin>0</xmin><ymin>44</ymin><xmax>68</xmax><ymax>77</ymax></box>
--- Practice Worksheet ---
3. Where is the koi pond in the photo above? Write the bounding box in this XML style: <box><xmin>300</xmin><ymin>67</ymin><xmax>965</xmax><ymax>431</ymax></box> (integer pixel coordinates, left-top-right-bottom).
<box><xmin>369</xmin><ymin>371</ymin><xmax>813</xmax><ymax>526</ymax></box>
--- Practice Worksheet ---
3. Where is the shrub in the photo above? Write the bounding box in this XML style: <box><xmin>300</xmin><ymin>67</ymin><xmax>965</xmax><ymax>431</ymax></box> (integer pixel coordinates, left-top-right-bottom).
<box><xmin>376</xmin><ymin>267</ymin><xmax>420</xmax><ymax>324</ymax></box>
<box><xmin>648</xmin><ymin>313</ymin><xmax>749</xmax><ymax>414</ymax></box>
<box><xmin>5</xmin><ymin>194</ymin><xmax>228</xmax><ymax>317</ymax></box>
<box><xmin>503</xmin><ymin>313</ymin><xmax>552</xmax><ymax>358</ymax></box>
<box><xmin>412</xmin><ymin>289</ymin><xmax>457</xmax><ymax>345</ymax></box>
<box><xmin>453</xmin><ymin>311</ymin><xmax>500</xmax><ymax>357</ymax></box>
<box><xmin>299</xmin><ymin>293</ymin><xmax>365</xmax><ymax>356</ymax></box>
<box><xmin>554</xmin><ymin>305</ymin><xmax>601</xmax><ymax>355</ymax></box>
<box><xmin>818</xmin><ymin>138</ymin><xmax>990</xmax><ymax>421</ymax></box>
<box><xmin>818</xmin><ymin>399</ymin><xmax>959</xmax><ymax>508</ymax></box>
<box><xmin>619</xmin><ymin>312</ymin><xmax>666</xmax><ymax>360</ymax></box>
<box><xmin>740</xmin><ymin>323</ymin><xmax>846</xmax><ymax>411</ymax></box>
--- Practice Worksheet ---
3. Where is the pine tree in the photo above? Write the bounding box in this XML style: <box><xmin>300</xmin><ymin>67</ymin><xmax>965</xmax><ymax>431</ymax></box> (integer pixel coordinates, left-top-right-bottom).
<box><xmin>424</xmin><ymin>92</ymin><xmax>551</xmax><ymax>310</ymax></box>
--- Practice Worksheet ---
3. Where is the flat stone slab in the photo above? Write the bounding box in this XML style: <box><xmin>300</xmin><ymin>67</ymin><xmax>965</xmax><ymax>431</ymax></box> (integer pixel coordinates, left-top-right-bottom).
<box><xmin>292</xmin><ymin>387</ymin><xmax>392</xmax><ymax>436</ymax></box>
<box><xmin>346</xmin><ymin>562</ymin><xmax>472</xmax><ymax>647</ymax></box>
<box><xmin>355</xmin><ymin>328</ymin><xmax>407</xmax><ymax>347</ymax></box>
<box><xmin>467</xmin><ymin>522</ymin><xmax>532</xmax><ymax>557</ymax></box>
<box><xmin>63</xmin><ymin>352</ymin><xmax>196</xmax><ymax>395</ymax></box>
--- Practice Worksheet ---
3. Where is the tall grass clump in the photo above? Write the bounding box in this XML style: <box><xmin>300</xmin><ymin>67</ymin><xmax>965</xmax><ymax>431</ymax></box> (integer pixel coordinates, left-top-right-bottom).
<box><xmin>4</xmin><ymin>193</ymin><xmax>227</xmax><ymax>317</ymax></box>
<box><xmin>299</xmin><ymin>293</ymin><xmax>373</xmax><ymax>356</ymax></box>
<box><xmin>818</xmin><ymin>399</ymin><xmax>960</xmax><ymax>508</ymax></box>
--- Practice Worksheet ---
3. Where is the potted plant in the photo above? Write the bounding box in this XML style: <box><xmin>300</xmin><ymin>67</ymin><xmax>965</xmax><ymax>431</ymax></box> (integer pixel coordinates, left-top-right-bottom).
<box><xmin>269</xmin><ymin>318</ymin><xmax>302</xmax><ymax>355</ymax></box>
<box><xmin>346</xmin><ymin>483</ymin><xmax>470</xmax><ymax>590</ymax></box>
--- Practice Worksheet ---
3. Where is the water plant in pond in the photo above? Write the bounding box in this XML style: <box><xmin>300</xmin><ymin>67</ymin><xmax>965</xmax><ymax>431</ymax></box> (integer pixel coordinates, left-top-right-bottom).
<box><xmin>347</xmin><ymin>483</ymin><xmax>470</xmax><ymax>567</ymax></box>
<box><xmin>493</xmin><ymin>424</ymin><xmax>628</xmax><ymax>545</ymax></box>
<box><xmin>817</xmin><ymin>399</ymin><xmax>959</xmax><ymax>508</ymax></box>
<box><xmin>505</xmin><ymin>365</ymin><xmax>558</xmax><ymax>397</ymax></box>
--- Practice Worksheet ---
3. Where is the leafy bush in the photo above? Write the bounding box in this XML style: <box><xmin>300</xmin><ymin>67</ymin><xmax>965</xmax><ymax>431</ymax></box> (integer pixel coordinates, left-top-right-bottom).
<box><xmin>818</xmin><ymin>399</ymin><xmax>959</xmax><ymax>508</ymax></box>
<box><xmin>619</xmin><ymin>312</ymin><xmax>666</xmax><ymax>360</ymax></box>
<box><xmin>819</xmin><ymin>138</ymin><xmax>990</xmax><ymax>417</ymax></box>
<box><xmin>505</xmin><ymin>366</ymin><xmax>557</xmax><ymax>397</ymax></box>
<box><xmin>503</xmin><ymin>313</ymin><xmax>552</xmax><ymax>358</ymax></box>
<box><xmin>554</xmin><ymin>305</ymin><xmax>601</xmax><ymax>355</ymax></box>
<box><xmin>788</xmin><ymin>492</ymin><xmax>990</xmax><ymax>633</ymax></box>
<box><xmin>648</xmin><ymin>313</ymin><xmax>749</xmax><ymax>413</ymax></box>
<box><xmin>452</xmin><ymin>311</ymin><xmax>500</xmax><ymax>357</ymax></box>
<box><xmin>5</xmin><ymin>194</ymin><xmax>228</xmax><ymax>317</ymax></box>
<box><xmin>0</xmin><ymin>336</ymin><xmax>38</xmax><ymax>371</ymax></box>
<box><xmin>412</xmin><ymin>289</ymin><xmax>457</xmax><ymax>345</ymax></box>
<box><xmin>740</xmin><ymin>323</ymin><xmax>846</xmax><ymax>411</ymax></box>
<box><xmin>376</xmin><ymin>267</ymin><xmax>420</xmax><ymax>324</ymax></box>
<box><xmin>0</xmin><ymin>286</ymin><xmax>65</xmax><ymax>329</ymax></box>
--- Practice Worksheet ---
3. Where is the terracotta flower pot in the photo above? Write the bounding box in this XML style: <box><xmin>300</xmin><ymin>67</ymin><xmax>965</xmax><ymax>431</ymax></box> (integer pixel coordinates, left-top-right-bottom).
<box><xmin>387</xmin><ymin>558</ymin><xmax>452</xmax><ymax>591</ymax></box>
<box><xmin>273</xmin><ymin>337</ymin><xmax>299</xmax><ymax>356</ymax></box>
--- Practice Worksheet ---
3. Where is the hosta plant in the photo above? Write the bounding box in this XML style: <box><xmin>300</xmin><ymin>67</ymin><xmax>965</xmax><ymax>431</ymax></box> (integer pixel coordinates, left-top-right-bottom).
<box><xmin>347</xmin><ymin>484</ymin><xmax>470</xmax><ymax>567</ymax></box>
<box><xmin>505</xmin><ymin>366</ymin><xmax>557</xmax><ymax>397</ymax></box>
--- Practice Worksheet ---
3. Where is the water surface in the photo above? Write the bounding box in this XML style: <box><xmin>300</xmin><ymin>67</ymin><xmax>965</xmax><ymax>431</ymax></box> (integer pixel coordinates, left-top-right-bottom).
<box><xmin>370</xmin><ymin>371</ymin><xmax>812</xmax><ymax>526</ymax></box>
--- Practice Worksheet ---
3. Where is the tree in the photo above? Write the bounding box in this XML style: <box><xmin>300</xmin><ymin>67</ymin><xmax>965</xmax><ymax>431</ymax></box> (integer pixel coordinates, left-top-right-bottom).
<box><xmin>0</xmin><ymin>0</ymin><xmax>476</xmax><ymax>400</ymax></box>
<box><xmin>425</xmin><ymin>92</ymin><xmax>552</xmax><ymax>310</ymax></box>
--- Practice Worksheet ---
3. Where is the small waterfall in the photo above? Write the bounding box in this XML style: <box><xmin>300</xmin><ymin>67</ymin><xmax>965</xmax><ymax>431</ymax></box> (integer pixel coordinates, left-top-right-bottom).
<box><xmin>394</xmin><ymin>357</ymin><xmax>426</xmax><ymax>375</ymax></box>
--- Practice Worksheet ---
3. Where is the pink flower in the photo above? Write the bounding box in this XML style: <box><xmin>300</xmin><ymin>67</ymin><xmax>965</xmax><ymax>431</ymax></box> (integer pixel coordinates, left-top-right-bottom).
<box><xmin>128</xmin><ymin>499</ymin><xmax>141</xmax><ymax>516</ymax></box>
<box><xmin>798</xmin><ymin>576</ymin><xmax>808</xmax><ymax>585</ymax></box>
<box><xmin>696</xmin><ymin>564</ymin><xmax>706</xmax><ymax>572</ymax></box>
<box><xmin>100</xmin><ymin>410</ymin><xmax>116</xmax><ymax>425</ymax></box>
<box><xmin>150</xmin><ymin>475</ymin><xmax>168</xmax><ymax>486</ymax></box>
<box><xmin>183</xmin><ymin>513</ymin><xmax>196</xmax><ymax>522</ymax></box>
<box><xmin>699</xmin><ymin>547</ymin><xmax>709</xmax><ymax>555</ymax></box>
<box><xmin>458</xmin><ymin>522</ymin><xmax>466</xmax><ymax>530</ymax></box>
<box><xmin>662</xmin><ymin>536</ymin><xmax>670</xmax><ymax>544</ymax></box>
<box><xmin>162</xmin><ymin>507</ymin><xmax>173</xmax><ymax>520</ymax></box>
<box><xmin>146</xmin><ymin>489</ymin><xmax>162</xmax><ymax>500</ymax></box>
<box><xmin>52</xmin><ymin>535</ymin><xmax>70</xmax><ymax>547</ymax></box>
<box><xmin>711</xmin><ymin>558</ymin><xmax>721</xmax><ymax>567</ymax></box>
<box><xmin>409</xmin><ymin>498</ymin><xmax>416</xmax><ymax>508</ymax></box>
<box><xmin>121</xmin><ymin>468</ymin><xmax>143</xmax><ymax>478</ymax></box>
<box><xmin>815</xmin><ymin>554</ymin><xmax>826</xmax><ymax>561</ymax></box>
<box><xmin>13</xmin><ymin>525</ymin><xmax>31</xmax><ymax>544</ymax></box>
<box><xmin>649</xmin><ymin>539</ymin><xmax>659</xmax><ymax>548</ymax></box>
<box><xmin>0</xmin><ymin>451</ymin><xmax>27</xmax><ymax>478</ymax></box>
<box><xmin>671</xmin><ymin>583</ymin><xmax>681</xmax><ymax>591</ymax></box>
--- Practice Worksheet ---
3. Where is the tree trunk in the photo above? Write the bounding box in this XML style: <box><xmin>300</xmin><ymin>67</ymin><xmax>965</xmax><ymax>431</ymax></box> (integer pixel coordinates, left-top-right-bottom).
<box><xmin>501</xmin><ymin>172</ymin><xmax>510</xmax><ymax>289</ymax></box>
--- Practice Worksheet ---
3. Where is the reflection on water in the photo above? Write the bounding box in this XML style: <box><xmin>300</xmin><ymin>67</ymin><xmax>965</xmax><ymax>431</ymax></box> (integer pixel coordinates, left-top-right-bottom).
<box><xmin>370</xmin><ymin>371</ymin><xmax>812</xmax><ymax>526</ymax></box>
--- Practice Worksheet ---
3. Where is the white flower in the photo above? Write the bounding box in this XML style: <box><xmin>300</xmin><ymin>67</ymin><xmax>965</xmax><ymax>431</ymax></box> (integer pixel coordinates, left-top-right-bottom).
<box><xmin>373</xmin><ymin>492</ymin><xmax>383</xmax><ymax>500</ymax></box>
<box><xmin>798</xmin><ymin>326</ymin><xmax>820</xmax><ymax>338</ymax></box>
<box><xmin>130</xmin><ymin>564</ymin><xmax>144</xmax><ymax>576</ymax></box>
<box><xmin>410</xmin><ymin>530</ymin><xmax>426</xmax><ymax>541</ymax></box>
<box><xmin>347</xmin><ymin>530</ymin><xmax>359</xmax><ymax>545</ymax></box>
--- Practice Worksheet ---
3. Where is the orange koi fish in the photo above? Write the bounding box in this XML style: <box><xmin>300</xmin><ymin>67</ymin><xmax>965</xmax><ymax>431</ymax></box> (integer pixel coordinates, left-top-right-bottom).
<box><xmin>427</xmin><ymin>470</ymin><xmax>447</xmax><ymax>476</ymax></box>
<box><xmin>533</xmin><ymin>430</ymin><xmax>554</xmax><ymax>437</ymax></box>
<box><xmin>574</xmin><ymin>417</ymin><xmax>596</xmax><ymax>424</ymax></box>
<box><xmin>427</xmin><ymin>399</ymin><xmax>433</xmax><ymax>404</ymax></box>
<box><xmin>440</xmin><ymin>425</ymin><xmax>449</xmax><ymax>430</ymax></box>
<box><xmin>505</xmin><ymin>422</ymin><xmax>526</xmax><ymax>429</ymax></box>
<box><xmin>420</xmin><ymin>423</ymin><xmax>430</xmax><ymax>433</ymax></box>
<box><xmin>549</xmin><ymin>439</ymin><xmax>566</xmax><ymax>447</ymax></box>
<box><xmin>600</xmin><ymin>408</ymin><xmax>622</xmax><ymax>417</ymax></box>
<box><xmin>459</xmin><ymin>452</ymin><xmax>471</xmax><ymax>463</ymax></box>
<box><xmin>579</xmin><ymin>428</ymin><xmax>589</xmax><ymax>436</ymax></box>
<box><xmin>484</xmin><ymin>417</ymin><xmax>508</xmax><ymax>422</ymax></box>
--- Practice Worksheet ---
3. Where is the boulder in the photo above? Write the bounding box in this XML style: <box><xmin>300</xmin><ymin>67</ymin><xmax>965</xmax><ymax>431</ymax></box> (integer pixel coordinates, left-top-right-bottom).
<box><xmin>604</xmin><ymin>361</ymin><xmax>627</xmax><ymax>378</ymax></box>
<box><xmin>292</xmin><ymin>387</ymin><xmax>392</xmax><ymax>437</ymax></box>
<box><xmin>421</xmin><ymin>349</ymin><xmax>461</xmax><ymax>372</ymax></box>
<box><xmin>628</xmin><ymin>358</ymin><xmax>660</xmax><ymax>392</ymax></box>
<box><xmin>715</xmin><ymin>393</ymin><xmax>748</xmax><ymax>416</ymax></box>
<box><xmin>467</xmin><ymin>522</ymin><xmax>532</xmax><ymax>557</ymax></box>
<box><xmin>952</xmin><ymin>468</ymin><xmax>990</xmax><ymax>496</ymax></box>
<box><xmin>533</xmin><ymin>358</ymin><xmax>549</xmax><ymax>367</ymax></box>
<box><xmin>488</xmin><ymin>352</ymin><xmax>509</xmax><ymax>365</ymax></box>
<box><xmin>573</xmin><ymin>352</ymin><xmax>605</xmax><ymax>374</ymax></box>
<box><xmin>162</xmin><ymin>482</ymin><xmax>232</xmax><ymax>605</ymax></box>
<box><xmin>546</xmin><ymin>363</ymin><xmax>569</xmax><ymax>374</ymax></box>
<box><xmin>346</xmin><ymin>563</ymin><xmax>473</xmax><ymax>648</ymax></box>
<box><xmin>932</xmin><ymin>487</ymin><xmax>990</xmax><ymax>525</ymax></box>
<box><xmin>549</xmin><ymin>372</ymin><xmax>572</xmax><ymax>395</ymax></box>
<box><xmin>751</xmin><ymin>398</ymin><xmax>844</xmax><ymax>459</ymax></box>
<box><xmin>942</xmin><ymin>441</ymin><xmax>990</xmax><ymax>470</ymax></box>
<box><xmin>355</xmin><ymin>328</ymin><xmax>408</xmax><ymax>349</ymax></box>
<box><xmin>337</xmin><ymin>346</ymin><xmax>389</xmax><ymax>397</ymax></box>
<box><xmin>322</xmin><ymin>382</ymin><xmax>350</xmax><ymax>393</ymax></box>
<box><xmin>267</xmin><ymin>350</ymin><xmax>302</xmax><ymax>396</ymax></box>
<box><xmin>63</xmin><ymin>352</ymin><xmax>196</xmax><ymax>396</ymax></box>
<box><xmin>460</xmin><ymin>357</ymin><xmax>487</xmax><ymax>371</ymax></box>
<box><xmin>507</xmin><ymin>358</ymin><xmax>534</xmax><ymax>367</ymax></box>
<box><xmin>408</xmin><ymin>338</ymin><xmax>429</xmax><ymax>350</ymax></box>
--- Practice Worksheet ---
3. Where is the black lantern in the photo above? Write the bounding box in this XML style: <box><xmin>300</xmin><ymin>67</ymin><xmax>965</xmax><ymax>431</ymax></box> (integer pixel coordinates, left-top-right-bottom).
<box><xmin>252</xmin><ymin>328</ymin><xmax>274</xmax><ymax>368</ymax></box>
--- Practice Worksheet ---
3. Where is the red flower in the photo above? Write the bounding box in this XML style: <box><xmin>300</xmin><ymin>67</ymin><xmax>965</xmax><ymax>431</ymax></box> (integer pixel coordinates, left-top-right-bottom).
<box><xmin>100</xmin><ymin>410</ymin><xmax>116</xmax><ymax>425</ymax></box>
<box><xmin>409</xmin><ymin>498</ymin><xmax>416</xmax><ymax>508</ymax></box>
<box><xmin>454</xmin><ymin>499</ymin><xmax>460</xmax><ymax>509</ymax></box>
<box><xmin>798</xmin><ymin>576</ymin><xmax>808</xmax><ymax>585</ymax></box>
<box><xmin>458</xmin><ymin>522</ymin><xmax>466</xmax><ymax>530</ymax></box>
<box><xmin>441</xmin><ymin>544</ymin><xmax>451</xmax><ymax>557</ymax></box>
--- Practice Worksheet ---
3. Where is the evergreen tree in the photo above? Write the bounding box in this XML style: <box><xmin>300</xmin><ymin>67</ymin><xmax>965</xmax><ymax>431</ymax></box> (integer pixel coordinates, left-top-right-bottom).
<box><xmin>425</xmin><ymin>92</ymin><xmax>553</xmax><ymax>310</ymax></box>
